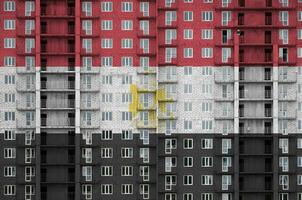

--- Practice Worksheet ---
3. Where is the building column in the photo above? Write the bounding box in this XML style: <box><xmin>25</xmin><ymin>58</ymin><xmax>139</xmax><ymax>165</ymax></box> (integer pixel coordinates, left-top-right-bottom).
<box><xmin>74</xmin><ymin>0</ymin><xmax>81</xmax><ymax>199</ymax></box>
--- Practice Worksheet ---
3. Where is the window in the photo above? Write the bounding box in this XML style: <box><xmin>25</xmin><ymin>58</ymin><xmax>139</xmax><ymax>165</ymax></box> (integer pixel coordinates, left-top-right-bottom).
<box><xmin>101</xmin><ymin>38</ymin><xmax>113</xmax><ymax>49</ymax></box>
<box><xmin>202</xmin><ymin>29</ymin><xmax>213</xmax><ymax>39</ymax></box>
<box><xmin>165</xmin><ymin>11</ymin><xmax>177</xmax><ymax>25</ymax></box>
<box><xmin>140</xmin><ymin>2</ymin><xmax>149</xmax><ymax>16</ymax></box>
<box><xmin>183</xmin><ymin>139</ymin><xmax>193</xmax><ymax>149</ymax></box>
<box><xmin>183</xmin><ymin>175</ymin><xmax>193</xmax><ymax>185</ymax></box>
<box><xmin>25</xmin><ymin>166</ymin><xmax>35</xmax><ymax>182</ymax></box>
<box><xmin>121</xmin><ymin>2</ymin><xmax>133</xmax><ymax>12</ymax></box>
<box><xmin>222</xmin><ymin>48</ymin><xmax>231</xmax><ymax>62</ymax></box>
<box><xmin>299</xmin><ymin>11</ymin><xmax>302</xmax><ymax>21</ymax></box>
<box><xmin>82</xmin><ymin>20</ymin><xmax>92</xmax><ymax>35</ymax></box>
<box><xmin>101</xmin><ymin>57</ymin><xmax>113</xmax><ymax>67</ymax></box>
<box><xmin>202</xmin><ymin>120</ymin><xmax>213</xmax><ymax>131</ymax></box>
<box><xmin>4</xmin><ymin>1</ymin><xmax>15</xmax><ymax>11</ymax></box>
<box><xmin>298</xmin><ymin>29</ymin><xmax>302</xmax><ymax>40</ymax></box>
<box><xmin>121</xmin><ymin>148</ymin><xmax>133</xmax><ymax>158</ymax></box>
<box><xmin>82</xmin><ymin>2</ymin><xmax>92</xmax><ymax>16</ymax></box>
<box><xmin>140</xmin><ymin>20</ymin><xmax>149</xmax><ymax>34</ymax></box>
<box><xmin>82</xmin><ymin>38</ymin><xmax>92</xmax><ymax>53</ymax></box>
<box><xmin>184</xmin><ymin>67</ymin><xmax>192</xmax><ymax>75</ymax></box>
<box><xmin>201</xmin><ymin>157</ymin><xmax>213</xmax><ymax>167</ymax></box>
<box><xmin>3</xmin><ymin>185</ymin><xmax>15</xmax><ymax>195</ymax></box>
<box><xmin>279</xmin><ymin>193</ymin><xmax>288</xmax><ymax>200</ymax></box>
<box><xmin>201</xmin><ymin>139</ymin><xmax>213</xmax><ymax>149</ymax></box>
<box><xmin>165</xmin><ymin>175</ymin><xmax>177</xmax><ymax>190</ymax></box>
<box><xmin>4</xmin><ymin>38</ymin><xmax>15</xmax><ymax>48</ymax></box>
<box><xmin>101</xmin><ymin>130</ymin><xmax>113</xmax><ymax>140</ymax></box>
<box><xmin>279</xmin><ymin>11</ymin><xmax>289</xmax><ymax>26</ymax></box>
<box><xmin>222</xmin><ymin>139</ymin><xmax>232</xmax><ymax>154</ymax></box>
<box><xmin>101</xmin><ymin>166</ymin><xmax>113</xmax><ymax>176</ymax></box>
<box><xmin>165</xmin><ymin>157</ymin><xmax>177</xmax><ymax>172</ymax></box>
<box><xmin>184</xmin><ymin>11</ymin><xmax>193</xmax><ymax>21</ymax></box>
<box><xmin>121</xmin><ymin>57</ymin><xmax>133</xmax><ymax>67</ymax></box>
<box><xmin>138</xmin><ymin>166</ymin><xmax>149</xmax><ymax>182</ymax></box>
<box><xmin>184</xmin><ymin>48</ymin><xmax>193</xmax><ymax>58</ymax></box>
<box><xmin>222</xmin><ymin>11</ymin><xmax>231</xmax><ymax>26</ymax></box>
<box><xmin>101</xmin><ymin>20</ymin><xmax>113</xmax><ymax>30</ymax></box>
<box><xmin>82</xmin><ymin>148</ymin><xmax>92</xmax><ymax>163</ymax></box>
<box><xmin>201</xmin><ymin>193</ymin><xmax>213</xmax><ymax>200</ymax></box>
<box><xmin>4</xmin><ymin>20</ymin><xmax>15</xmax><ymax>30</ymax></box>
<box><xmin>4</xmin><ymin>148</ymin><xmax>16</xmax><ymax>158</ymax></box>
<box><xmin>298</xmin><ymin>193</ymin><xmax>302</xmax><ymax>200</ymax></box>
<box><xmin>201</xmin><ymin>102</ymin><xmax>212</xmax><ymax>112</ymax></box>
<box><xmin>121</xmin><ymin>20</ymin><xmax>133</xmax><ymax>30</ymax></box>
<box><xmin>184</xmin><ymin>84</ymin><xmax>192</xmax><ymax>93</ymax></box>
<box><xmin>4</xmin><ymin>130</ymin><xmax>15</xmax><ymax>140</ymax></box>
<box><xmin>122</xmin><ymin>130</ymin><xmax>133</xmax><ymax>140</ymax></box>
<box><xmin>83</xmin><ymin>57</ymin><xmax>92</xmax><ymax>70</ymax></box>
<box><xmin>82</xmin><ymin>166</ymin><xmax>92</xmax><ymax>181</ymax></box>
<box><xmin>280</xmin><ymin>29</ymin><xmax>288</xmax><ymax>44</ymax></box>
<box><xmin>122</xmin><ymin>75</ymin><xmax>132</xmax><ymax>84</ymax></box>
<box><xmin>122</xmin><ymin>93</ymin><xmax>132</xmax><ymax>103</ymax></box>
<box><xmin>4</xmin><ymin>112</ymin><xmax>15</xmax><ymax>121</ymax></box>
<box><xmin>122</xmin><ymin>112</ymin><xmax>132</xmax><ymax>121</ymax></box>
<box><xmin>298</xmin><ymin>48</ymin><xmax>302</xmax><ymax>58</ymax></box>
<box><xmin>298</xmin><ymin>175</ymin><xmax>302</xmax><ymax>185</ymax></box>
<box><xmin>4</xmin><ymin>166</ymin><xmax>16</xmax><ymax>177</ymax></box>
<box><xmin>101</xmin><ymin>112</ymin><xmax>112</xmax><ymax>121</ymax></box>
<box><xmin>121</xmin><ymin>184</ymin><xmax>133</xmax><ymax>194</ymax></box>
<box><xmin>140</xmin><ymin>184</ymin><xmax>149</xmax><ymax>199</ymax></box>
<box><xmin>202</xmin><ymin>11</ymin><xmax>213</xmax><ymax>21</ymax></box>
<box><xmin>101</xmin><ymin>148</ymin><xmax>113</xmax><ymax>158</ymax></box>
<box><xmin>279</xmin><ymin>138</ymin><xmax>289</xmax><ymax>153</ymax></box>
<box><xmin>184</xmin><ymin>193</ymin><xmax>193</xmax><ymax>200</ymax></box>
<box><xmin>101</xmin><ymin>184</ymin><xmax>113</xmax><ymax>195</ymax></box>
<box><xmin>183</xmin><ymin>157</ymin><xmax>193</xmax><ymax>167</ymax></box>
<box><xmin>298</xmin><ymin>157</ymin><xmax>302</xmax><ymax>167</ymax></box>
<box><xmin>121</xmin><ymin>166</ymin><xmax>133</xmax><ymax>176</ymax></box>
<box><xmin>121</xmin><ymin>39</ymin><xmax>133</xmax><ymax>49</ymax></box>
<box><xmin>25</xmin><ymin>1</ymin><xmax>35</xmax><ymax>16</ymax></box>
<box><xmin>4</xmin><ymin>75</ymin><xmax>15</xmax><ymax>84</ymax></box>
<box><xmin>25</xmin><ymin>20</ymin><xmax>35</xmax><ymax>35</ymax></box>
<box><xmin>4</xmin><ymin>57</ymin><xmax>15</xmax><ymax>67</ymax></box>
<box><xmin>201</xmin><ymin>175</ymin><xmax>213</xmax><ymax>185</ymax></box>
<box><xmin>101</xmin><ymin>2</ymin><xmax>113</xmax><ymax>12</ymax></box>
<box><xmin>25</xmin><ymin>38</ymin><xmax>35</xmax><ymax>53</ymax></box>
<box><xmin>184</xmin><ymin>120</ymin><xmax>192</xmax><ymax>130</ymax></box>
<box><xmin>202</xmin><ymin>48</ymin><xmax>213</xmax><ymax>58</ymax></box>
<box><xmin>82</xmin><ymin>185</ymin><xmax>92</xmax><ymax>199</ymax></box>
<box><xmin>279</xmin><ymin>175</ymin><xmax>289</xmax><ymax>190</ymax></box>
<box><xmin>298</xmin><ymin>138</ymin><xmax>302</xmax><ymax>149</ymax></box>
<box><xmin>184</xmin><ymin>102</ymin><xmax>192</xmax><ymax>112</ymax></box>
<box><xmin>101</xmin><ymin>93</ymin><xmax>113</xmax><ymax>103</ymax></box>
<box><xmin>25</xmin><ymin>148</ymin><xmax>35</xmax><ymax>163</ymax></box>
<box><xmin>222</xmin><ymin>157</ymin><xmax>232</xmax><ymax>172</ymax></box>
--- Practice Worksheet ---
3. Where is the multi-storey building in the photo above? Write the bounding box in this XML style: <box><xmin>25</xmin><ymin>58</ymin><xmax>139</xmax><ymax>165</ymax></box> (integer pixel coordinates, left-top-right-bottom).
<box><xmin>1</xmin><ymin>0</ymin><xmax>302</xmax><ymax>200</ymax></box>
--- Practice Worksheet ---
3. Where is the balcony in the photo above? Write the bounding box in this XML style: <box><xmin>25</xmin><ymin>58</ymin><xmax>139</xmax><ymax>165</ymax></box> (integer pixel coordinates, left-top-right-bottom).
<box><xmin>158</xmin><ymin>111</ymin><xmax>177</xmax><ymax>120</ymax></box>
<box><xmin>137</xmin><ymin>103</ymin><xmax>157</xmax><ymax>111</ymax></box>
<box><xmin>214</xmin><ymin>74</ymin><xmax>234</xmax><ymax>83</ymax></box>
<box><xmin>137</xmin><ymin>82</ymin><xmax>157</xmax><ymax>92</ymax></box>
<box><xmin>157</xmin><ymin>1</ymin><xmax>178</xmax><ymax>11</ymax></box>
<box><xmin>40</xmin><ymin>81</ymin><xmax>75</xmax><ymax>91</ymax></box>
<box><xmin>158</xmin><ymin>74</ymin><xmax>178</xmax><ymax>83</ymax></box>
<box><xmin>136</xmin><ymin>120</ymin><xmax>157</xmax><ymax>129</ymax></box>
<box><xmin>137</xmin><ymin>67</ymin><xmax>157</xmax><ymax>74</ymax></box>
<box><xmin>41</xmin><ymin>117</ymin><xmax>75</xmax><ymax>128</ymax></box>
<box><xmin>157</xmin><ymin>92</ymin><xmax>177</xmax><ymax>102</ymax></box>
<box><xmin>41</xmin><ymin>99</ymin><xmax>75</xmax><ymax>109</ymax></box>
